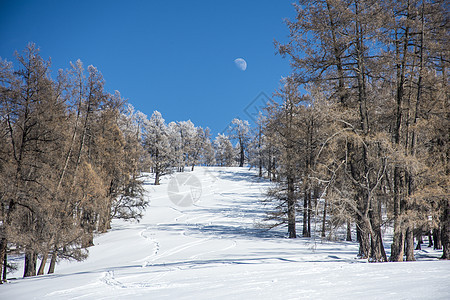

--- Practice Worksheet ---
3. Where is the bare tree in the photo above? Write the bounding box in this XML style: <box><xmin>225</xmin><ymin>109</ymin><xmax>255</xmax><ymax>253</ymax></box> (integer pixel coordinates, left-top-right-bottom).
<box><xmin>265</xmin><ymin>77</ymin><xmax>303</xmax><ymax>238</ymax></box>
<box><xmin>228</xmin><ymin>118</ymin><xmax>250</xmax><ymax>167</ymax></box>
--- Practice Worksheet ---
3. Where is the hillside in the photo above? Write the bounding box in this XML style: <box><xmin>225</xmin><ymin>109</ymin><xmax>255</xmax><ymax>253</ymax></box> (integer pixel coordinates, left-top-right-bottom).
<box><xmin>2</xmin><ymin>167</ymin><xmax>449</xmax><ymax>299</ymax></box>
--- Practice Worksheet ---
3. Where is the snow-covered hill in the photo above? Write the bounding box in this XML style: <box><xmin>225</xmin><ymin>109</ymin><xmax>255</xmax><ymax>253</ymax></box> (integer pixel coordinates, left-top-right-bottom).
<box><xmin>2</xmin><ymin>167</ymin><xmax>449</xmax><ymax>299</ymax></box>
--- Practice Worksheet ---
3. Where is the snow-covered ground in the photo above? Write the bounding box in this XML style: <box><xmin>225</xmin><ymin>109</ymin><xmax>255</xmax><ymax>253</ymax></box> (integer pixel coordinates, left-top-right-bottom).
<box><xmin>2</xmin><ymin>167</ymin><xmax>449</xmax><ymax>299</ymax></box>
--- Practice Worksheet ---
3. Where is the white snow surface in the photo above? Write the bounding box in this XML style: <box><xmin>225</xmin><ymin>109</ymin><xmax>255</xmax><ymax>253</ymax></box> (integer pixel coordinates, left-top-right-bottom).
<box><xmin>2</xmin><ymin>167</ymin><xmax>449</xmax><ymax>299</ymax></box>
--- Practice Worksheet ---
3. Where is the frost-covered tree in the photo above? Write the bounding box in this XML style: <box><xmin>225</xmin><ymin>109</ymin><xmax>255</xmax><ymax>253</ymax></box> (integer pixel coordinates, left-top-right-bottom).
<box><xmin>189</xmin><ymin>126</ymin><xmax>207</xmax><ymax>171</ymax></box>
<box><xmin>228</xmin><ymin>118</ymin><xmax>250</xmax><ymax>167</ymax></box>
<box><xmin>143</xmin><ymin>111</ymin><xmax>173</xmax><ymax>185</ymax></box>
<box><xmin>166</xmin><ymin>120</ymin><xmax>208</xmax><ymax>171</ymax></box>
<box><xmin>167</xmin><ymin>122</ymin><xmax>184</xmax><ymax>172</ymax></box>
<box><xmin>177</xmin><ymin>120</ymin><xmax>197</xmax><ymax>170</ymax></box>
<box><xmin>214</xmin><ymin>134</ymin><xmax>234</xmax><ymax>167</ymax></box>
<box><xmin>111</xmin><ymin>102</ymin><xmax>148</xmax><ymax>222</ymax></box>
<box><xmin>248</xmin><ymin>113</ymin><xmax>266</xmax><ymax>177</ymax></box>
<box><xmin>201</xmin><ymin>128</ymin><xmax>216</xmax><ymax>166</ymax></box>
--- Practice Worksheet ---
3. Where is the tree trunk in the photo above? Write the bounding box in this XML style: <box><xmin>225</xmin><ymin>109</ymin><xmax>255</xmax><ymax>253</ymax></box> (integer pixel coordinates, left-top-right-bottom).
<box><xmin>0</xmin><ymin>238</ymin><xmax>6</xmax><ymax>283</ymax></box>
<box><xmin>356</xmin><ymin>215</ymin><xmax>370</xmax><ymax>259</ymax></box>
<box><xmin>98</xmin><ymin>203</ymin><xmax>112</xmax><ymax>233</ymax></box>
<box><xmin>441</xmin><ymin>199</ymin><xmax>450</xmax><ymax>259</ymax></box>
<box><xmin>374</xmin><ymin>196</ymin><xmax>387</xmax><ymax>262</ymax></box>
<box><xmin>48</xmin><ymin>249</ymin><xmax>57</xmax><ymax>274</ymax></box>
<box><xmin>239</xmin><ymin>138</ymin><xmax>245</xmax><ymax>167</ymax></box>
<box><xmin>258</xmin><ymin>159</ymin><xmax>262</xmax><ymax>178</ymax></box>
<box><xmin>307</xmin><ymin>190</ymin><xmax>312</xmax><ymax>237</ymax></box>
<box><xmin>24</xmin><ymin>250</ymin><xmax>37</xmax><ymax>277</ymax></box>
<box><xmin>154</xmin><ymin>171</ymin><xmax>160</xmax><ymax>185</ymax></box>
<box><xmin>356</xmin><ymin>223</ymin><xmax>361</xmax><ymax>243</ymax></box>
<box><xmin>405</xmin><ymin>226</ymin><xmax>416</xmax><ymax>261</ymax></box>
<box><xmin>433</xmin><ymin>228</ymin><xmax>442</xmax><ymax>250</ymax></box>
<box><xmin>369</xmin><ymin>198</ymin><xmax>386</xmax><ymax>262</ymax></box>
<box><xmin>390</xmin><ymin>228</ymin><xmax>405</xmax><ymax>262</ymax></box>
<box><xmin>2</xmin><ymin>251</ymin><xmax>6</xmax><ymax>283</ymax></box>
<box><xmin>37</xmin><ymin>252</ymin><xmax>49</xmax><ymax>275</ymax></box>
<box><xmin>390</xmin><ymin>169</ymin><xmax>404</xmax><ymax>261</ymax></box>
<box><xmin>326</xmin><ymin>0</ymin><xmax>347</xmax><ymax>106</ymax></box>
<box><xmin>258</xmin><ymin>122</ymin><xmax>263</xmax><ymax>178</ymax></box>
<box><xmin>390</xmin><ymin>2</ymin><xmax>411</xmax><ymax>262</ymax></box>
<box><xmin>287</xmin><ymin>175</ymin><xmax>296</xmax><ymax>238</ymax></box>
<box><xmin>321</xmin><ymin>198</ymin><xmax>327</xmax><ymax>238</ymax></box>
<box><xmin>369</xmin><ymin>229</ymin><xmax>387</xmax><ymax>262</ymax></box>
<box><xmin>415</xmin><ymin>229</ymin><xmax>423</xmax><ymax>250</ymax></box>
<box><xmin>379</xmin><ymin>233</ymin><xmax>388</xmax><ymax>262</ymax></box>
<box><xmin>303</xmin><ymin>190</ymin><xmax>309</xmax><ymax>237</ymax></box>
<box><xmin>346</xmin><ymin>219</ymin><xmax>352</xmax><ymax>241</ymax></box>
<box><xmin>271</xmin><ymin>158</ymin><xmax>277</xmax><ymax>182</ymax></box>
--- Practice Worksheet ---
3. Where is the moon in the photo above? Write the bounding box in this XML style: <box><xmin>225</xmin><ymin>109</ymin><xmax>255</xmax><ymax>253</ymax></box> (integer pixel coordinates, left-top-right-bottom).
<box><xmin>234</xmin><ymin>58</ymin><xmax>247</xmax><ymax>71</ymax></box>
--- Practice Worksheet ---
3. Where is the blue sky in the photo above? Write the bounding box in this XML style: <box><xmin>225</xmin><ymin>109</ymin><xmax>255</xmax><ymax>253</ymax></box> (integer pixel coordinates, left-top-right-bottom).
<box><xmin>0</xmin><ymin>0</ymin><xmax>294</xmax><ymax>135</ymax></box>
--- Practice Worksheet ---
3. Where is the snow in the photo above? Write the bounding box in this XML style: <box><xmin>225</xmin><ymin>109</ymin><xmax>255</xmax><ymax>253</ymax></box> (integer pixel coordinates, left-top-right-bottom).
<box><xmin>2</xmin><ymin>167</ymin><xmax>450</xmax><ymax>299</ymax></box>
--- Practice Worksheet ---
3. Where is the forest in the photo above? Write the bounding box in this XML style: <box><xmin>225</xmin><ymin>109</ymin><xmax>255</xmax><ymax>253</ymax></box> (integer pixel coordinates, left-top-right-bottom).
<box><xmin>261</xmin><ymin>0</ymin><xmax>449</xmax><ymax>262</ymax></box>
<box><xmin>0</xmin><ymin>0</ymin><xmax>448</xmax><ymax>283</ymax></box>
<box><xmin>0</xmin><ymin>43</ymin><xmax>254</xmax><ymax>280</ymax></box>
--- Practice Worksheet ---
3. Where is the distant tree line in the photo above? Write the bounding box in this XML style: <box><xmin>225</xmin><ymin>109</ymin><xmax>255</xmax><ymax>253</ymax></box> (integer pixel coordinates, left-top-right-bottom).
<box><xmin>142</xmin><ymin>112</ymin><xmax>252</xmax><ymax>185</ymax></box>
<box><xmin>246</xmin><ymin>0</ymin><xmax>449</xmax><ymax>262</ymax></box>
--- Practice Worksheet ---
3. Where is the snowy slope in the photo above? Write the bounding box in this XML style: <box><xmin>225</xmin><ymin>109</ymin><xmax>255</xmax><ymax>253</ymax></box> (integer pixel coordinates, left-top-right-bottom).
<box><xmin>2</xmin><ymin>167</ymin><xmax>450</xmax><ymax>299</ymax></box>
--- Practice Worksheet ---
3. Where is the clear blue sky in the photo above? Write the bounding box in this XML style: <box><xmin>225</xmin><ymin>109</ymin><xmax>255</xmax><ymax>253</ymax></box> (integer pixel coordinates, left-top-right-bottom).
<box><xmin>0</xmin><ymin>0</ymin><xmax>294</xmax><ymax>135</ymax></box>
